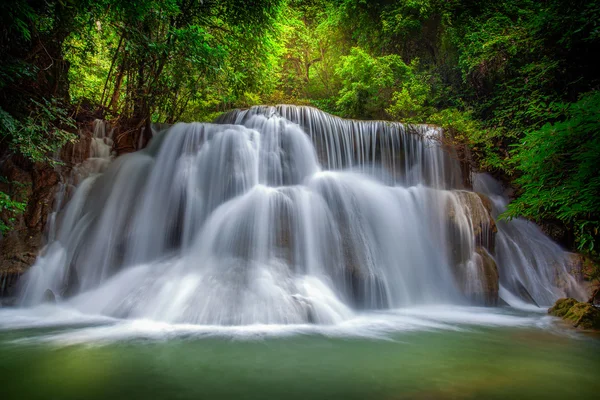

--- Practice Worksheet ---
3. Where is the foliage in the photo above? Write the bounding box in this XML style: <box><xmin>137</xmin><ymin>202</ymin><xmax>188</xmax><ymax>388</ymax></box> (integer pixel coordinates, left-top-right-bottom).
<box><xmin>325</xmin><ymin>0</ymin><xmax>600</xmax><ymax>258</ymax></box>
<box><xmin>0</xmin><ymin>99</ymin><xmax>76</xmax><ymax>166</ymax></box>
<box><xmin>63</xmin><ymin>0</ymin><xmax>286</xmax><ymax>124</ymax></box>
<box><xmin>0</xmin><ymin>0</ymin><xmax>599</xmax><ymax>259</ymax></box>
<box><xmin>507</xmin><ymin>91</ymin><xmax>600</xmax><ymax>256</ymax></box>
<box><xmin>336</xmin><ymin>47</ymin><xmax>410</xmax><ymax>119</ymax></box>
<box><xmin>0</xmin><ymin>188</ymin><xmax>27</xmax><ymax>235</ymax></box>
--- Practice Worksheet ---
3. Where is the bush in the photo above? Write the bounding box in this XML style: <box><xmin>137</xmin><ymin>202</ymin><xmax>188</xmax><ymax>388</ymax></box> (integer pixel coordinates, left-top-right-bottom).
<box><xmin>507</xmin><ymin>91</ymin><xmax>600</xmax><ymax>256</ymax></box>
<box><xmin>0</xmin><ymin>98</ymin><xmax>77</xmax><ymax>166</ymax></box>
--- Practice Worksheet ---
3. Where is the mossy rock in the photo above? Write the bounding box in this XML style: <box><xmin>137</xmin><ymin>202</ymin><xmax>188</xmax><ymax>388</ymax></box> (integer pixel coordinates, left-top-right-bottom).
<box><xmin>548</xmin><ymin>298</ymin><xmax>578</xmax><ymax>318</ymax></box>
<box><xmin>564</xmin><ymin>303</ymin><xmax>600</xmax><ymax>330</ymax></box>
<box><xmin>549</xmin><ymin>298</ymin><xmax>600</xmax><ymax>330</ymax></box>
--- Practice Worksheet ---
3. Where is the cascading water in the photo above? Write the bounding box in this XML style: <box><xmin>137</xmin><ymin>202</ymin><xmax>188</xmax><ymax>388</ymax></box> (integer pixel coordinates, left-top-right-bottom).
<box><xmin>14</xmin><ymin>105</ymin><xmax>586</xmax><ymax>326</ymax></box>
<box><xmin>474</xmin><ymin>174</ymin><xmax>587</xmax><ymax>306</ymax></box>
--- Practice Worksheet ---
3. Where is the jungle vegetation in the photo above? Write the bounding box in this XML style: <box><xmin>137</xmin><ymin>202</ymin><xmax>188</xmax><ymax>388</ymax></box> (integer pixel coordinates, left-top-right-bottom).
<box><xmin>0</xmin><ymin>0</ymin><xmax>599</xmax><ymax>262</ymax></box>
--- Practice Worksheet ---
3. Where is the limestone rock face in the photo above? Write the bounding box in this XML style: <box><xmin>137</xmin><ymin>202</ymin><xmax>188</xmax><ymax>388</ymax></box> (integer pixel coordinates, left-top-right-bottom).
<box><xmin>0</xmin><ymin>158</ymin><xmax>60</xmax><ymax>296</ymax></box>
<box><xmin>451</xmin><ymin>247</ymin><xmax>499</xmax><ymax>306</ymax></box>
<box><xmin>549</xmin><ymin>298</ymin><xmax>600</xmax><ymax>330</ymax></box>
<box><xmin>447</xmin><ymin>191</ymin><xmax>497</xmax><ymax>254</ymax></box>
<box><xmin>475</xmin><ymin>247</ymin><xmax>500</xmax><ymax>306</ymax></box>
<box><xmin>538</xmin><ymin>220</ymin><xmax>571</xmax><ymax>248</ymax></box>
<box><xmin>446</xmin><ymin>191</ymin><xmax>499</xmax><ymax>305</ymax></box>
<box><xmin>0</xmin><ymin>119</ymin><xmax>101</xmax><ymax>296</ymax></box>
<box><xmin>561</xmin><ymin>253</ymin><xmax>599</xmax><ymax>304</ymax></box>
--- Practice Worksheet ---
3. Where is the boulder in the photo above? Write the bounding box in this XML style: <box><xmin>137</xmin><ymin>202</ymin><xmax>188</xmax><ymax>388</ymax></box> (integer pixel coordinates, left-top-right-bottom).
<box><xmin>549</xmin><ymin>298</ymin><xmax>600</xmax><ymax>330</ymax></box>
<box><xmin>450</xmin><ymin>246</ymin><xmax>499</xmax><ymax>306</ymax></box>
<box><xmin>548</xmin><ymin>298</ymin><xmax>578</xmax><ymax>317</ymax></box>
<box><xmin>475</xmin><ymin>247</ymin><xmax>500</xmax><ymax>306</ymax></box>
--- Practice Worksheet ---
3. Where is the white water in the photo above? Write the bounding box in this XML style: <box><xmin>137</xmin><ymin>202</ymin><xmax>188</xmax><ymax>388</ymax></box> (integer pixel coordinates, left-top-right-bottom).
<box><xmin>474</xmin><ymin>174</ymin><xmax>587</xmax><ymax>306</ymax></box>
<box><xmin>0</xmin><ymin>303</ymin><xmax>556</xmax><ymax>345</ymax></box>
<box><xmin>6</xmin><ymin>105</ymin><xmax>586</xmax><ymax>331</ymax></box>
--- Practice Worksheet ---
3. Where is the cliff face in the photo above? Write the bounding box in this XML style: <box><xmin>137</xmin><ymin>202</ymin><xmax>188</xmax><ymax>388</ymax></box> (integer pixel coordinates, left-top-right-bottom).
<box><xmin>0</xmin><ymin>157</ymin><xmax>59</xmax><ymax>296</ymax></box>
<box><xmin>0</xmin><ymin>117</ymin><xmax>95</xmax><ymax>297</ymax></box>
<box><xmin>0</xmin><ymin>114</ymin><xmax>147</xmax><ymax>298</ymax></box>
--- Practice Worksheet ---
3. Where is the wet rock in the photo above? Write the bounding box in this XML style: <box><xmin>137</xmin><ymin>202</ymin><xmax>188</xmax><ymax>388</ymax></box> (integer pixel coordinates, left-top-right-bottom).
<box><xmin>549</xmin><ymin>298</ymin><xmax>600</xmax><ymax>330</ymax></box>
<box><xmin>449</xmin><ymin>246</ymin><xmax>499</xmax><ymax>306</ymax></box>
<box><xmin>560</xmin><ymin>253</ymin><xmax>599</xmax><ymax>302</ymax></box>
<box><xmin>548</xmin><ymin>298</ymin><xmax>578</xmax><ymax>317</ymax></box>
<box><xmin>446</xmin><ymin>191</ymin><xmax>499</xmax><ymax>305</ymax></box>
<box><xmin>564</xmin><ymin>253</ymin><xmax>587</xmax><ymax>280</ymax></box>
<box><xmin>0</xmin><ymin>157</ymin><xmax>60</xmax><ymax>296</ymax></box>
<box><xmin>60</xmin><ymin>129</ymin><xmax>92</xmax><ymax>165</ymax></box>
<box><xmin>43</xmin><ymin>289</ymin><xmax>56</xmax><ymax>303</ymax></box>
<box><xmin>0</xmin><ymin>119</ymin><xmax>103</xmax><ymax>295</ymax></box>
<box><xmin>538</xmin><ymin>220</ymin><xmax>571</xmax><ymax>248</ymax></box>
<box><xmin>475</xmin><ymin>248</ymin><xmax>500</xmax><ymax>306</ymax></box>
<box><xmin>447</xmin><ymin>191</ymin><xmax>497</xmax><ymax>253</ymax></box>
<box><xmin>0</xmin><ymin>265</ymin><xmax>26</xmax><ymax>297</ymax></box>
<box><xmin>513</xmin><ymin>281</ymin><xmax>539</xmax><ymax>307</ymax></box>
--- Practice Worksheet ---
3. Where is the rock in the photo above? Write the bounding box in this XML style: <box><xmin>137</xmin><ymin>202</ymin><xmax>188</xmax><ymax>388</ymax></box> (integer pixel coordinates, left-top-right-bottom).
<box><xmin>548</xmin><ymin>298</ymin><xmax>578</xmax><ymax>317</ymax></box>
<box><xmin>447</xmin><ymin>191</ymin><xmax>497</xmax><ymax>253</ymax></box>
<box><xmin>450</xmin><ymin>246</ymin><xmax>499</xmax><ymax>306</ymax></box>
<box><xmin>564</xmin><ymin>303</ymin><xmax>600</xmax><ymax>330</ymax></box>
<box><xmin>513</xmin><ymin>281</ymin><xmax>539</xmax><ymax>307</ymax></box>
<box><xmin>538</xmin><ymin>220</ymin><xmax>571</xmax><ymax>248</ymax></box>
<box><xmin>60</xmin><ymin>129</ymin><xmax>92</xmax><ymax>165</ymax></box>
<box><xmin>589</xmin><ymin>287</ymin><xmax>600</xmax><ymax>306</ymax></box>
<box><xmin>549</xmin><ymin>298</ymin><xmax>600</xmax><ymax>330</ymax></box>
<box><xmin>561</xmin><ymin>253</ymin><xmax>599</xmax><ymax>303</ymax></box>
<box><xmin>475</xmin><ymin>192</ymin><xmax>493</xmax><ymax>215</ymax></box>
<box><xmin>446</xmin><ymin>191</ymin><xmax>500</xmax><ymax>305</ymax></box>
<box><xmin>43</xmin><ymin>289</ymin><xmax>56</xmax><ymax>303</ymax></box>
<box><xmin>0</xmin><ymin>157</ymin><xmax>59</xmax><ymax>297</ymax></box>
<box><xmin>0</xmin><ymin>118</ymin><xmax>102</xmax><ymax>297</ymax></box>
<box><xmin>472</xmin><ymin>247</ymin><xmax>499</xmax><ymax>306</ymax></box>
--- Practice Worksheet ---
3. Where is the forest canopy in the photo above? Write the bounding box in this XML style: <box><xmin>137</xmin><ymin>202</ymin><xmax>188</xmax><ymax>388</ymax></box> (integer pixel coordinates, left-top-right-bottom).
<box><xmin>0</xmin><ymin>0</ymin><xmax>599</xmax><ymax>260</ymax></box>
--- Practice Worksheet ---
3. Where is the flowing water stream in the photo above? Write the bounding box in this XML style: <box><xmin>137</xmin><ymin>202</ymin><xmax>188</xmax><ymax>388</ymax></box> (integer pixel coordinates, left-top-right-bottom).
<box><xmin>0</xmin><ymin>105</ymin><xmax>597</xmax><ymax>399</ymax></box>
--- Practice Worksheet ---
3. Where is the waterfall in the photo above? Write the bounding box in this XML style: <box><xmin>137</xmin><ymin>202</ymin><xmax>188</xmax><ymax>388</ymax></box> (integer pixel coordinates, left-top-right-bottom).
<box><xmin>14</xmin><ymin>105</ymin><xmax>585</xmax><ymax>325</ymax></box>
<box><xmin>474</xmin><ymin>174</ymin><xmax>587</xmax><ymax>306</ymax></box>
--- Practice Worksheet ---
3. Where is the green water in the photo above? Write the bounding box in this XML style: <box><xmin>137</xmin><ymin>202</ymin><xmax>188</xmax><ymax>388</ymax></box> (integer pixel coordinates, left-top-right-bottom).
<box><xmin>1</xmin><ymin>325</ymin><xmax>599</xmax><ymax>400</ymax></box>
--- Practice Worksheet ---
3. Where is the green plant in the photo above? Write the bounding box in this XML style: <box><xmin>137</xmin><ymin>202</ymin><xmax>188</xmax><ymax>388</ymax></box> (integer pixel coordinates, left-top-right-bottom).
<box><xmin>506</xmin><ymin>91</ymin><xmax>600</xmax><ymax>256</ymax></box>
<box><xmin>335</xmin><ymin>47</ymin><xmax>411</xmax><ymax>119</ymax></box>
<box><xmin>0</xmin><ymin>185</ymin><xmax>27</xmax><ymax>235</ymax></box>
<box><xmin>0</xmin><ymin>99</ymin><xmax>77</xmax><ymax>166</ymax></box>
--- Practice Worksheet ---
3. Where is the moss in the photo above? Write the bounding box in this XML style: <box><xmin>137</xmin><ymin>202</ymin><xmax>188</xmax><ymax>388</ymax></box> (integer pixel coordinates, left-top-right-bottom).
<box><xmin>564</xmin><ymin>303</ymin><xmax>600</xmax><ymax>330</ymax></box>
<box><xmin>549</xmin><ymin>298</ymin><xmax>600</xmax><ymax>330</ymax></box>
<box><xmin>548</xmin><ymin>298</ymin><xmax>578</xmax><ymax>317</ymax></box>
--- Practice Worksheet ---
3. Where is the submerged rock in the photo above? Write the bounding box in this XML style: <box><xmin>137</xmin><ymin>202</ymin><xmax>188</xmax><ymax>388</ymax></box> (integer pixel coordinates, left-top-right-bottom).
<box><xmin>43</xmin><ymin>289</ymin><xmax>56</xmax><ymax>303</ymax></box>
<box><xmin>549</xmin><ymin>298</ymin><xmax>600</xmax><ymax>330</ymax></box>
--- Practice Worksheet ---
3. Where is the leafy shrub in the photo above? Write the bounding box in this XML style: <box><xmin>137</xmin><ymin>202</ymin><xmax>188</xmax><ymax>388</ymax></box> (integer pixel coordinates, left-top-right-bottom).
<box><xmin>0</xmin><ymin>98</ymin><xmax>76</xmax><ymax>166</ymax></box>
<box><xmin>335</xmin><ymin>47</ymin><xmax>410</xmax><ymax>119</ymax></box>
<box><xmin>507</xmin><ymin>91</ymin><xmax>600</xmax><ymax>256</ymax></box>
<box><xmin>0</xmin><ymin>182</ymin><xmax>27</xmax><ymax>235</ymax></box>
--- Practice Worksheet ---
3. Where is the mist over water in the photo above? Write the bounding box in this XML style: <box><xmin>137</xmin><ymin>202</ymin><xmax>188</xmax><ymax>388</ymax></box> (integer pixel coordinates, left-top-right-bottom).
<box><xmin>6</xmin><ymin>105</ymin><xmax>586</xmax><ymax>333</ymax></box>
